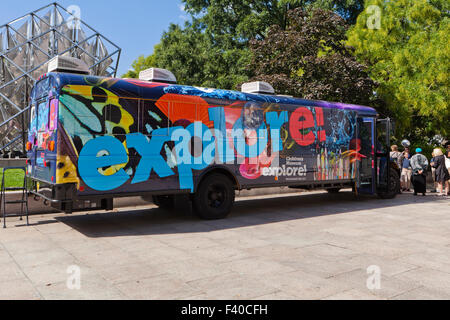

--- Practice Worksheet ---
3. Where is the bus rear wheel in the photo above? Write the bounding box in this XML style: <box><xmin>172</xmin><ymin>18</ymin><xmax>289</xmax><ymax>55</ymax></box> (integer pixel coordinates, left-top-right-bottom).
<box><xmin>152</xmin><ymin>195</ymin><xmax>174</xmax><ymax>210</ymax></box>
<box><xmin>193</xmin><ymin>174</ymin><xmax>235</xmax><ymax>220</ymax></box>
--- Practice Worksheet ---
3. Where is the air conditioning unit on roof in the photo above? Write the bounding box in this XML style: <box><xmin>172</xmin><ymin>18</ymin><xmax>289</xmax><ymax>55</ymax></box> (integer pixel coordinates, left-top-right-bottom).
<box><xmin>139</xmin><ymin>68</ymin><xmax>177</xmax><ymax>83</ymax></box>
<box><xmin>241</xmin><ymin>81</ymin><xmax>275</xmax><ymax>95</ymax></box>
<box><xmin>47</xmin><ymin>55</ymin><xmax>90</xmax><ymax>75</ymax></box>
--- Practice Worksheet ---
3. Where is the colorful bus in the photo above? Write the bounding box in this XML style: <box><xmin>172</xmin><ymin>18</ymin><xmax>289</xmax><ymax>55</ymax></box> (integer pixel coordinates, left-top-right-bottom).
<box><xmin>26</xmin><ymin>57</ymin><xmax>399</xmax><ymax>219</ymax></box>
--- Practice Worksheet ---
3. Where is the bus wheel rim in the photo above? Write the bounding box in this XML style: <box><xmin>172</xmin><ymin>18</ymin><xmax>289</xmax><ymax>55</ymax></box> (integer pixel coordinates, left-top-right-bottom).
<box><xmin>207</xmin><ymin>184</ymin><xmax>226</xmax><ymax>208</ymax></box>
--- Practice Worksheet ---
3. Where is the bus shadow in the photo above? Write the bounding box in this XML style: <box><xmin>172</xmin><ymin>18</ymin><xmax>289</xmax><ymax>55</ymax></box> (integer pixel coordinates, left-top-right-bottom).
<box><xmin>55</xmin><ymin>191</ymin><xmax>444</xmax><ymax>238</ymax></box>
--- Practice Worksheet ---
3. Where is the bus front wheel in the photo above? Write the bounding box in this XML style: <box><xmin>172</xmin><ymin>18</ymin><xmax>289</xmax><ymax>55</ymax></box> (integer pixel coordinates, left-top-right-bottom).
<box><xmin>193</xmin><ymin>174</ymin><xmax>235</xmax><ymax>220</ymax></box>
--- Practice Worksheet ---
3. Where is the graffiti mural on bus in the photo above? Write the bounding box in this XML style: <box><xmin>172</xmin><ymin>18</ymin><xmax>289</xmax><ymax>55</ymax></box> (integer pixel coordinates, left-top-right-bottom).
<box><xmin>54</xmin><ymin>80</ymin><xmax>361</xmax><ymax>193</ymax></box>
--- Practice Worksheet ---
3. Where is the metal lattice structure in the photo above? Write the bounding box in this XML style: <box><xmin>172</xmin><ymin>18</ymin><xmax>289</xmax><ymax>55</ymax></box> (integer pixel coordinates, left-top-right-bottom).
<box><xmin>0</xmin><ymin>2</ymin><xmax>121</xmax><ymax>156</ymax></box>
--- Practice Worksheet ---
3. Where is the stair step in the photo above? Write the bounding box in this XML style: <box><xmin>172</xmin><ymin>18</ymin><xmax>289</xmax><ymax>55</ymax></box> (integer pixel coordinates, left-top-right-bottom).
<box><xmin>4</xmin><ymin>200</ymin><xmax>27</xmax><ymax>204</ymax></box>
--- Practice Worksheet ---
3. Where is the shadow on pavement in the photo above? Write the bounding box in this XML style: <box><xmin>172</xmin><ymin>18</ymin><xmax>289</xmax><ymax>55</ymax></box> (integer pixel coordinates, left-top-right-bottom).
<box><xmin>53</xmin><ymin>191</ymin><xmax>447</xmax><ymax>238</ymax></box>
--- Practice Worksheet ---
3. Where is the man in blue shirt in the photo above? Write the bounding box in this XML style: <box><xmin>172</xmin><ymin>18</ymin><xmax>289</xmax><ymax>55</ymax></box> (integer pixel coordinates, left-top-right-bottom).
<box><xmin>400</xmin><ymin>148</ymin><xmax>412</xmax><ymax>191</ymax></box>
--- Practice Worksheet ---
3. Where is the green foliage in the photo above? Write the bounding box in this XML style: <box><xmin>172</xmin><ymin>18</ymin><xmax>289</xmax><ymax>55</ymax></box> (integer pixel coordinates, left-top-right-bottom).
<box><xmin>0</xmin><ymin>169</ymin><xmax>26</xmax><ymax>190</ymax></box>
<box><xmin>151</xmin><ymin>23</ymin><xmax>251</xmax><ymax>89</ymax></box>
<box><xmin>122</xmin><ymin>54</ymin><xmax>156</xmax><ymax>78</ymax></box>
<box><xmin>306</xmin><ymin>0</ymin><xmax>365</xmax><ymax>24</ymax></box>
<box><xmin>348</xmin><ymin>0</ymin><xmax>450</xmax><ymax>140</ymax></box>
<box><xmin>124</xmin><ymin>0</ymin><xmax>365</xmax><ymax>89</ymax></box>
<box><xmin>184</xmin><ymin>0</ymin><xmax>364</xmax><ymax>40</ymax></box>
<box><xmin>248</xmin><ymin>8</ymin><xmax>376</xmax><ymax>105</ymax></box>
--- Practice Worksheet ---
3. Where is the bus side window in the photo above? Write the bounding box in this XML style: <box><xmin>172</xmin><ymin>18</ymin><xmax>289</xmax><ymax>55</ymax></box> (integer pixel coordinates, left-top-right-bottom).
<box><xmin>29</xmin><ymin>105</ymin><xmax>37</xmax><ymax>132</ymax></box>
<box><xmin>269</xmin><ymin>106</ymin><xmax>289</xmax><ymax>157</ymax></box>
<box><xmin>104</xmin><ymin>98</ymin><xmax>139</xmax><ymax>140</ymax></box>
<box><xmin>140</xmin><ymin>99</ymin><xmax>170</xmax><ymax>136</ymax></box>
<box><xmin>59</xmin><ymin>91</ymin><xmax>107</xmax><ymax>137</ymax></box>
<box><xmin>170</xmin><ymin>101</ymin><xmax>202</xmax><ymax>158</ymax></box>
<box><xmin>37</xmin><ymin>100</ymin><xmax>49</xmax><ymax>132</ymax></box>
<box><xmin>49</xmin><ymin>98</ymin><xmax>58</xmax><ymax>131</ymax></box>
<box><xmin>28</xmin><ymin>104</ymin><xmax>37</xmax><ymax>146</ymax></box>
<box><xmin>170</xmin><ymin>101</ymin><xmax>197</xmax><ymax>127</ymax></box>
<box><xmin>246</xmin><ymin>102</ymin><xmax>264</xmax><ymax>148</ymax></box>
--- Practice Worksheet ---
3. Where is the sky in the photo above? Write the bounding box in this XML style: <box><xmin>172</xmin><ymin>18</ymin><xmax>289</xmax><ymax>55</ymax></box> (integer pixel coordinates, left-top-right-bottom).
<box><xmin>0</xmin><ymin>0</ymin><xmax>188</xmax><ymax>76</ymax></box>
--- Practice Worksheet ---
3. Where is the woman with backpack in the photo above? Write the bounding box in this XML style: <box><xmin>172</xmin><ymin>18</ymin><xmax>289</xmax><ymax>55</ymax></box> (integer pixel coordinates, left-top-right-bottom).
<box><xmin>431</xmin><ymin>148</ymin><xmax>450</xmax><ymax>196</ymax></box>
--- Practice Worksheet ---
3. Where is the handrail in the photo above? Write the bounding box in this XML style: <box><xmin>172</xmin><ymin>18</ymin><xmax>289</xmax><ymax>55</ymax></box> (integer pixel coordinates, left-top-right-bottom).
<box><xmin>0</xmin><ymin>105</ymin><xmax>30</xmax><ymax>129</ymax></box>
<box><xmin>0</xmin><ymin>105</ymin><xmax>30</xmax><ymax>153</ymax></box>
<box><xmin>0</xmin><ymin>136</ymin><xmax>21</xmax><ymax>152</ymax></box>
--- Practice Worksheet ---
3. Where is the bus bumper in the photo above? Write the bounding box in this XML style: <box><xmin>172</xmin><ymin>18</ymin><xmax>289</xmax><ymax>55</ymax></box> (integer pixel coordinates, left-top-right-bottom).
<box><xmin>29</xmin><ymin>182</ymin><xmax>113</xmax><ymax>214</ymax></box>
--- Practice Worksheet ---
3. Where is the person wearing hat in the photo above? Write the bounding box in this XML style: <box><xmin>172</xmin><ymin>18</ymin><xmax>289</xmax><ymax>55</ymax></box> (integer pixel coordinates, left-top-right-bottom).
<box><xmin>410</xmin><ymin>148</ymin><xmax>429</xmax><ymax>196</ymax></box>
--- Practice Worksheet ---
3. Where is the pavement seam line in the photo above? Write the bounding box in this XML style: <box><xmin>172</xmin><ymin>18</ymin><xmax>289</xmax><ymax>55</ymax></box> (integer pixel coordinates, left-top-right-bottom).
<box><xmin>0</xmin><ymin>237</ymin><xmax>44</xmax><ymax>300</ymax></box>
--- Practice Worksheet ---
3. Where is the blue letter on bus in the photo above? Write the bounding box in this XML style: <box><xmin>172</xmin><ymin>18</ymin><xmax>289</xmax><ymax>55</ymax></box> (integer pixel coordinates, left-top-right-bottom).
<box><xmin>126</xmin><ymin>131</ymin><xmax>175</xmax><ymax>184</ymax></box>
<box><xmin>78</xmin><ymin>136</ymin><xmax>129</xmax><ymax>191</ymax></box>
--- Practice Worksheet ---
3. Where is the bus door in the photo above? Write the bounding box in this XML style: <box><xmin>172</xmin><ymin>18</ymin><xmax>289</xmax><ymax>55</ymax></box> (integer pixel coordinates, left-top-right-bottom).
<box><xmin>375</xmin><ymin>118</ymin><xmax>391</xmax><ymax>193</ymax></box>
<box><xmin>356</xmin><ymin>117</ymin><xmax>376</xmax><ymax>194</ymax></box>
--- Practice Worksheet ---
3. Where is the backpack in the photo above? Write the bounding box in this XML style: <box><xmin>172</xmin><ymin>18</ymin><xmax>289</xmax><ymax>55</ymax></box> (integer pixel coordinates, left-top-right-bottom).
<box><xmin>445</xmin><ymin>156</ymin><xmax>450</xmax><ymax>170</ymax></box>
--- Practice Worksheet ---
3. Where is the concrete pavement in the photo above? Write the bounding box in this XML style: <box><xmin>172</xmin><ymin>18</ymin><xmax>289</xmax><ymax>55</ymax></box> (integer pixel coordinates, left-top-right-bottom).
<box><xmin>0</xmin><ymin>190</ymin><xmax>449</xmax><ymax>300</ymax></box>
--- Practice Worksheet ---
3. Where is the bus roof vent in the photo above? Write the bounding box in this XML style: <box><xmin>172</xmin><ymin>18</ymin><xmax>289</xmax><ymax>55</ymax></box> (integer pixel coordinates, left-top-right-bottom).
<box><xmin>139</xmin><ymin>68</ymin><xmax>177</xmax><ymax>84</ymax></box>
<box><xmin>241</xmin><ymin>81</ymin><xmax>275</xmax><ymax>95</ymax></box>
<box><xmin>47</xmin><ymin>56</ymin><xmax>90</xmax><ymax>75</ymax></box>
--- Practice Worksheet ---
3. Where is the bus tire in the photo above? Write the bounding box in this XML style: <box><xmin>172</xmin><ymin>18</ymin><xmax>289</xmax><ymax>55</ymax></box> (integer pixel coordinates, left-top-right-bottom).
<box><xmin>327</xmin><ymin>188</ymin><xmax>341</xmax><ymax>194</ymax></box>
<box><xmin>193</xmin><ymin>173</ymin><xmax>235</xmax><ymax>220</ymax></box>
<box><xmin>152</xmin><ymin>195</ymin><xmax>174</xmax><ymax>210</ymax></box>
<box><xmin>378</xmin><ymin>168</ymin><xmax>400</xmax><ymax>199</ymax></box>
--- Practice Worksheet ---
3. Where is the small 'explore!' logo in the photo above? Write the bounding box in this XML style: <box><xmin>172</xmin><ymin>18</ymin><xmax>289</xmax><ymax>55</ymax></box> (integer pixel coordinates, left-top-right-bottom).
<box><xmin>262</xmin><ymin>165</ymin><xmax>307</xmax><ymax>177</ymax></box>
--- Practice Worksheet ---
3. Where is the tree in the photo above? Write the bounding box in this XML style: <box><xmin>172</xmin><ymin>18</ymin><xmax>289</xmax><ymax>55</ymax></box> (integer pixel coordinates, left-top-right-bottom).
<box><xmin>184</xmin><ymin>0</ymin><xmax>365</xmax><ymax>42</ymax></box>
<box><xmin>347</xmin><ymin>0</ymin><xmax>450</xmax><ymax>140</ymax></box>
<box><xmin>310</xmin><ymin>0</ymin><xmax>365</xmax><ymax>24</ymax></box>
<box><xmin>122</xmin><ymin>54</ymin><xmax>156</xmax><ymax>79</ymax></box>
<box><xmin>248</xmin><ymin>8</ymin><xmax>376</xmax><ymax>105</ymax></box>
<box><xmin>124</xmin><ymin>1</ymin><xmax>366</xmax><ymax>89</ymax></box>
<box><xmin>142</xmin><ymin>23</ymin><xmax>251</xmax><ymax>89</ymax></box>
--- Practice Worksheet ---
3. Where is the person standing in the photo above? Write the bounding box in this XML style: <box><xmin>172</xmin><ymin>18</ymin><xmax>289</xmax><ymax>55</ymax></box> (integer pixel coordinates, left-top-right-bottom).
<box><xmin>446</xmin><ymin>150</ymin><xmax>450</xmax><ymax>195</ymax></box>
<box><xmin>390</xmin><ymin>145</ymin><xmax>402</xmax><ymax>164</ymax></box>
<box><xmin>400</xmin><ymin>150</ymin><xmax>412</xmax><ymax>191</ymax></box>
<box><xmin>431</xmin><ymin>148</ymin><xmax>449</xmax><ymax>196</ymax></box>
<box><xmin>444</xmin><ymin>140</ymin><xmax>450</xmax><ymax>155</ymax></box>
<box><xmin>430</xmin><ymin>152</ymin><xmax>438</xmax><ymax>193</ymax></box>
<box><xmin>390</xmin><ymin>145</ymin><xmax>402</xmax><ymax>194</ymax></box>
<box><xmin>410</xmin><ymin>148</ymin><xmax>428</xmax><ymax>196</ymax></box>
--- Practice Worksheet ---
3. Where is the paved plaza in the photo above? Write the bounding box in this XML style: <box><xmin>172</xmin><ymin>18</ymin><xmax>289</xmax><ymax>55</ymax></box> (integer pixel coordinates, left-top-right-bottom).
<box><xmin>0</xmin><ymin>190</ymin><xmax>449</xmax><ymax>300</ymax></box>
